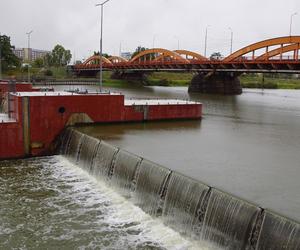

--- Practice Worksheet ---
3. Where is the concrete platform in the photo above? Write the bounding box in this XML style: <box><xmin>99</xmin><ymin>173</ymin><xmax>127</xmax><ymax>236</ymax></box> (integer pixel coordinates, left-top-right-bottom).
<box><xmin>0</xmin><ymin>113</ymin><xmax>16</xmax><ymax>123</ymax></box>
<box><xmin>125</xmin><ymin>99</ymin><xmax>197</xmax><ymax>106</ymax></box>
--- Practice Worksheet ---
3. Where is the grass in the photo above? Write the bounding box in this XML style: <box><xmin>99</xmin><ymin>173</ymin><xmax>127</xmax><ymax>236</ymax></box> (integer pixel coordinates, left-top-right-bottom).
<box><xmin>240</xmin><ymin>74</ymin><xmax>300</xmax><ymax>89</ymax></box>
<box><xmin>3</xmin><ymin>67</ymin><xmax>300</xmax><ymax>89</ymax></box>
<box><xmin>146</xmin><ymin>72</ymin><xmax>192</xmax><ymax>86</ymax></box>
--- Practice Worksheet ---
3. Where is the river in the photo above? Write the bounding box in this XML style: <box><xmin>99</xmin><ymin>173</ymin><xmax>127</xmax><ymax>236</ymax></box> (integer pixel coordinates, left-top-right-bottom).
<box><xmin>1</xmin><ymin>85</ymin><xmax>300</xmax><ymax>249</ymax></box>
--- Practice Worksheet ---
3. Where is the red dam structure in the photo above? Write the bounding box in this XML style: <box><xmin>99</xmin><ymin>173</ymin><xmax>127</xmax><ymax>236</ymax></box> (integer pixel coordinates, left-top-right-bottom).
<box><xmin>0</xmin><ymin>82</ymin><xmax>202</xmax><ymax>160</ymax></box>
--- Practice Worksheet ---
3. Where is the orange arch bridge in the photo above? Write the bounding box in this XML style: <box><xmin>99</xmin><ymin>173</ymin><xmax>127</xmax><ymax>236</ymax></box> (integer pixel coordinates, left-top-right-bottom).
<box><xmin>74</xmin><ymin>36</ymin><xmax>300</xmax><ymax>75</ymax></box>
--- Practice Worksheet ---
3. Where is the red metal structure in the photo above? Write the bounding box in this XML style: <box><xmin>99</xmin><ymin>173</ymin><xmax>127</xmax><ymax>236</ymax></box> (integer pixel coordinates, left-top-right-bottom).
<box><xmin>74</xmin><ymin>36</ymin><xmax>300</xmax><ymax>75</ymax></box>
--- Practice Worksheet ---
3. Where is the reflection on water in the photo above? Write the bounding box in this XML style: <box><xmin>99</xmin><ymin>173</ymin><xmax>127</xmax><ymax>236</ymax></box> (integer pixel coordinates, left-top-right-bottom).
<box><xmin>0</xmin><ymin>156</ymin><xmax>203</xmax><ymax>250</ymax></box>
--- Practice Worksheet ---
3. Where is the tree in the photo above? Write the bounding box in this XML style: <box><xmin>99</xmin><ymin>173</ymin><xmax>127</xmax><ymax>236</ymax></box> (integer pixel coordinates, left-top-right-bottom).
<box><xmin>210</xmin><ymin>52</ymin><xmax>223</xmax><ymax>61</ymax></box>
<box><xmin>33</xmin><ymin>57</ymin><xmax>44</xmax><ymax>68</ymax></box>
<box><xmin>93</xmin><ymin>51</ymin><xmax>111</xmax><ymax>58</ymax></box>
<box><xmin>51</xmin><ymin>44</ymin><xmax>72</xmax><ymax>66</ymax></box>
<box><xmin>131</xmin><ymin>46</ymin><xmax>148</xmax><ymax>59</ymax></box>
<box><xmin>0</xmin><ymin>34</ymin><xmax>21</xmax><ymax>71</ymax></box>
<box><xmin>44</xmin><ymin>44</ymin><xmax>72</xmax><ymax>67</ymax></box>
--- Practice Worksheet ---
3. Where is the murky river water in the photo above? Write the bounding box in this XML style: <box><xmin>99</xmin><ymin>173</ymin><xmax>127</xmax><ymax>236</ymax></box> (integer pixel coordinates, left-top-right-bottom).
<box><xmin>67</xmin><ymin>85</ymin><xmax>300</xmax><ymax>222</ymax></box>
<box><xmin>1</xmin><ymin>85</ymin><xmax>300</xmax><ymax>249</ymax></box>
<box><xmin>0</xmin><ymin>156</ymin><xmax>203</xmax><ymax>249</ymax></box>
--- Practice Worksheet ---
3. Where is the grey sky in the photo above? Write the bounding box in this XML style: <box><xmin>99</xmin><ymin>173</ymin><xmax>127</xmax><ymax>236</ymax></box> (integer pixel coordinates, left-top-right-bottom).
<box><xmin>0</xmin><ymin>0</ymin><xmax>299</xmax><ymax>61</ymax></box>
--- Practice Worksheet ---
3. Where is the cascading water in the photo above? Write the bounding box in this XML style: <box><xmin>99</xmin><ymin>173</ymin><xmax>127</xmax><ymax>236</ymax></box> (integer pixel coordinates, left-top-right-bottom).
<box><xmin>65</xmin><ymin>129</ymin><xmax>84</xmax><ymax>160</ymax></box>
<box><xmin>256</xmin><ymin>211</ymin><xmax>300</xmax><ymax>249</ymax></box>
<box><xmin>110</xmin><ymin>150</ymin><xmax>142</xmax><ymax>197</ymax></box>
<box><xmin>60</xmin><ymin>128</ymin><xmax>300</xmax><ymax>249</ymax></box>
<box><xmin>134</xmin><ymin>159</ymin><xmax>171</xmax><ymax>216</ymax></box>
<box><xmin>200</xmin><ymin>189</ymin><xmax>260</xmax><ymax>249</ymax></box>
<box><xmin>78</xmin><ymin>135</ymin><xmax>100</xmax><ymax>170</ymax></box>
<box><xmin>90</xmin><ymin>141</ymin><xmax>118</xmax><ymax>180</ymax></box>
<box><xmin>162</xmin><ymin>172</ymin><xmax>210</xmax><ymax>237</ymax></box>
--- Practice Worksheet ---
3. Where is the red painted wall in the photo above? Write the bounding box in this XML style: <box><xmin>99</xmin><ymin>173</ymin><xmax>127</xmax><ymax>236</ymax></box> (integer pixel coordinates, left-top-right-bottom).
<box><xmin>28</xmin><ymin>94</ymin><xmax>125</xmax><ymax>155</ymax></box>
<box><xmin>0</xmin><ymin>92</ymin><xmax>202</xmax><ymax>159</ymax></box>
<box><xmin>147</xmin><ymin>104</ymin><xmax>202</xmax><ymax>120</ymax></box>
<box><xmin>0</xmin><ymin>122</ymin><xmax>24</xmax><ymax>159</ymax></box>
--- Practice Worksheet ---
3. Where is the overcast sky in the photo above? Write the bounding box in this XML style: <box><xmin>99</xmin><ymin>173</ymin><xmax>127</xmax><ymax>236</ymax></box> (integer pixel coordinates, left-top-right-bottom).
<box><xmin>0</xmin><ymin>0</ymin><xmax>299</xmax><ymax>62</ymax></box>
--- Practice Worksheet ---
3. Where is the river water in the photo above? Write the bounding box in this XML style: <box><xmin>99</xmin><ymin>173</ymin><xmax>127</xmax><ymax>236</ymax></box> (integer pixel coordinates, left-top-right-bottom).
<box><xmin>1</xmin><ymin>85</ymin><xmax>300</xmax><ymax>249</ymax></box>
<box><xmin>0</xmin><ymin>156</ymin><xmax>205</xmax><ymax>249</ymax></box>
<box><xmin>67</xmin><ymin>85</ymin><xmax>300</xmax><ymax>222</ymax></box>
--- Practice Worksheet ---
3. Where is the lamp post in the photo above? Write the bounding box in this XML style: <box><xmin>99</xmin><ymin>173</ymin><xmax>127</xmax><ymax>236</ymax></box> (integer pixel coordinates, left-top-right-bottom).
<box><xmin>0</xmin><ymin>33</ymin><xmax>2</xmax><ymax>80</ymax></box>
<box><xmin>228</xmin><ymin>27</ymin><xmax>233</xmax><ymax>54</ymax></box>
<box><xmin>26</xmin><ymin>30</ymin><xmax>33</xmax><ymax>83</ymax></box>
<box><xmin>290</xmin><ymin>12</ymin><xmax>297</xmax><ymax>36</ymax></box>
<box><xmin>96</xmin><ymin>0</ymin><xmax>111</xmax><ymax>92</ymax></box>
<box><xmin>204</xmin><ymin>25</ymin><xmax>210</xmax><ymax>57</ymax></box>
<box><xmin>174</xmin><ymin>36</ymin><xmax>180</xmax><ymax>50</ymax></box>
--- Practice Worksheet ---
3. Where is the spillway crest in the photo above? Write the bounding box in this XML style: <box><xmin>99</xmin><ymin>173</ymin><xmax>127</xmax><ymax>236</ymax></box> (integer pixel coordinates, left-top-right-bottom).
<box><xmin>59</xmin><ymin>128</ymin><xmax>300</xmax><ymax>249</ymax></box>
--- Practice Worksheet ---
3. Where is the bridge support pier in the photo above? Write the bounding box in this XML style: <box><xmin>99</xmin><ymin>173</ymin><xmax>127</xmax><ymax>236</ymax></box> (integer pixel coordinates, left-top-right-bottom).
<box><xmin>189</xmin><ymin>72</ymin><xmax>242</xmax><ymax>95</ymax></box>
<box><xmin>111</xmin><ymin>71</ymin><xmax>147</xmax><ymax>82</ymax></box>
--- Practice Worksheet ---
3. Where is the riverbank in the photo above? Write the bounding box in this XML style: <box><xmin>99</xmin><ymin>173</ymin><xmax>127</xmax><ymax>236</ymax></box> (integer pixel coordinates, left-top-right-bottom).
<box><xmin>146</xmin><ymin>72</ymin><xmax>300</xmax><ymax>89</ymax></box>
<box><xmin>3</xmin><ymin>67</ymin><xmax>300</xmax><ymax>89</ymax></box>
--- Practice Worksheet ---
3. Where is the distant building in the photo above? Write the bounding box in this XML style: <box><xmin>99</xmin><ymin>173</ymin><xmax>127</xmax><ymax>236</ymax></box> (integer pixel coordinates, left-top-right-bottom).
<box><xmin>13</xmin><ymin>48</ymin><xmax>50</xmax><ymax>62</ymax></box>
<box><xmin>121</xmin><ymin>52</ymin><xmax>133</xmax><ymax>60</ymax></box>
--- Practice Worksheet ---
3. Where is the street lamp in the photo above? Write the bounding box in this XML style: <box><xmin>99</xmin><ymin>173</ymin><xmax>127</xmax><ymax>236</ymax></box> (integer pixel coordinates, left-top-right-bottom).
<box><xmin>96</xmin><ymin>0</ymin><xmax>111</xmax><ymax>92</ymax></box>
<box><xmin>174</xmin><ymin>36</ymin><xmax>180</xmax><ymax>50</ymax></box>
<box><xmin>204</xmin><ymin>25</ymin><xmax>211</xmax><ymax>57</ymax></box>
<box><xmin>152</xmin><ymin>35</ymin><xmax>156</xmax><ymax>48</ymax></box>
<box><xmin>0</xmin><ymin>33</ymin><xmax>2</xmax><ymax>80</ymax></box>
<box><xmin>26</xmin><ymin>30</ymin><xmax>33</xmax><ymax>83</ymax></box>
<box><xmin>290</xmin><ymin>12</ymin><xmax>297</xmax><ymax>36</ymax></box>
<box><xmin>228</xmin><ymin>27</ymin><xmax>233</xmax><ymax>54</ymax></box>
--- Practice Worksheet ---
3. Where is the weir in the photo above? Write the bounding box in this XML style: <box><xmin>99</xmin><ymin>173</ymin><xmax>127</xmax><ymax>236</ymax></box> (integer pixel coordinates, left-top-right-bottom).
<box><xmin>59</xmin><ymin>128</ymin><xmax>300</xmax><ymax>249</ymax></box>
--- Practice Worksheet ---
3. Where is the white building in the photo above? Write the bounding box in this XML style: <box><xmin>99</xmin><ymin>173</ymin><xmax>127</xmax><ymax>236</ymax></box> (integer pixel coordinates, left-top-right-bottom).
<box><xmin>13</xmin><ymin>48</ymin><xmax>50</xmax><ymax>62</ymax></box>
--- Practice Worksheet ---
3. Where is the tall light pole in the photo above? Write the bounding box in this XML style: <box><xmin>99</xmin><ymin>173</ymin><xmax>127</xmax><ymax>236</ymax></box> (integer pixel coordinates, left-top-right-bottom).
<box><xmin>228</xmin><ymin>27</ymin><xmax>233</xmax><ymax>54</ymax></box>
<box><xmin>174</xmin><ymin>36</ymin><xmax>180</xmax><ymax>50</ymax></box>
<box><xmin>204</xmin><ymin>25</ymin><xmax>210</xmax><ymax>57</ymax></box>
<box><xmin>0</xmin><ymin>33</ymin><xmax>2</xmax><ymax>80</ymax></box>
<box><xmin>290</xmin><ymin>12</ymin><xmax>298</xmax><ymax>36</ymax></box>
<box><xmin>96</xmin><ymin>0</ymin><xmax>111</xmax><ymax>92</ymax></box>
<box><xmin>152</xmin><ymin>34</ymin><xmax>157</xmax><ymax>48</ymax></box>
<box><xmin>26</xmin><ymin>30</ymin><xmax>33</xmax><ymax>83</ymax></box>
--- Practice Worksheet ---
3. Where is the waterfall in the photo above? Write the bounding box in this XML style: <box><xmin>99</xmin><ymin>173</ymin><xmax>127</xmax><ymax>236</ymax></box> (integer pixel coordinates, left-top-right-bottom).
<box><xmin>110</xmin><ymin>150</ymin><xmax>142</xmax><ymax>197</ymax></box>
<box><xmin>59</xmin><ymin>128</ymin><xmax>300</xmax><ymax>249</ymax></box>
<box><xmin>162</xmin><ymin>172</ymin><xmax>210</xmax><ymax>237</ymax></box>
<box><xmin>134</xmin><ymin>159</ymin><xmax>171</xmax><ymax>216</ymax></box>
<box><xmin>90</xmin><ymin>141</ymin><xmax>119</xmax><ymax>181</ymax></box>
<box><xmin>256</xmin><ymin>211</ymin><xmax>300</xmax><ymax>249</ymax></box>
<box><xmin>78</xmin><ymin>135</ymin><xmax>100</xmax><ymax>170</ymax></box>
<box><xmin>65</xmin><ymin>129</ymin><xmax>84</xmax><ymax>161</ymax></box>
<box><xmin>200</xmin><ymin>189</ymin><xmax>260</xmax><ymax>249</ymax></box>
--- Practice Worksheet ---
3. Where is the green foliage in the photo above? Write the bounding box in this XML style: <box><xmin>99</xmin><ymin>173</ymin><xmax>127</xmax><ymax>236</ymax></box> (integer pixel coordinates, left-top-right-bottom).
<box><xmin>0</xmin><ymin>34</ymin><xmax>21</xmax><ymax>71</ymax></box>
<box><xmin>44</xmin><ymin>69</ymin><xmax>53</xmax><ymax>76</ymax></box>
<box><xmin>33</xmin><ymin>57</ymin><xmax>44</xmax><ymax>68</ymax></box>
<box><xmin>131</xmin><ymin>46</ymin><xmax>149</xmax><ymax>59</ymax></box>
<box><xmin>210</xmin><ymin>52</ymin><xmax>223</xmax><ymax>60</ymax></box>
<box><xmin>93</xmin><ymin>51</ymin><xmax>111</xmax><ymax>58</ymax></box>
<box><xmin>44</xmin><ymin>44</ymin><xmax>72</xmax><ymax>67</ymax></box>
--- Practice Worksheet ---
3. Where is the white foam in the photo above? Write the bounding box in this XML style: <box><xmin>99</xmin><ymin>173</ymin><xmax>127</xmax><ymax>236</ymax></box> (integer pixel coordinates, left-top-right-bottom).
<box><xmin>54</xmin><ymin>156</ymin><xmax>210</xmax><ymax>250</ymax></box>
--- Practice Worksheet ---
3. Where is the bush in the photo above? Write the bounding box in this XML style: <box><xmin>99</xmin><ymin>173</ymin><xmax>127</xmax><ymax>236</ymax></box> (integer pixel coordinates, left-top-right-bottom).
<box><xmin>44</xmin><ymin>69</ymin><xmax>53</xmax><ymax>76</ymax></box>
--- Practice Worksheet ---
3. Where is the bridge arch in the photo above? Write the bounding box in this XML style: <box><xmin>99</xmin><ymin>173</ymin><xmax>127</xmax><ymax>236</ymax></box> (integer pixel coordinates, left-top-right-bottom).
<box><xmin>174</xmin><ymin>50</ymin><xmax>208</xmax><ymax>61</ymax></box>
<box><xmin>83</xmin><ymin>55</ymin><xmax>112</xmax><ymax>65</ymax></box>
<box><xmin>108</xmin><ymin>56</ymin><xmax>128</xmax><ymax>64</ymax></box>
<box><xmin>223</xmin><ymin>36</ymin><xmax>300</xmax><ymax>62</ymax></box>
<box><xmin>130</xmin><ymin>48</ymin><xmax>188</xmax><ymax>63</ymax></box>
<box><xmin>255</xmin><ymin>43</ymin><xmax>300</xmax><ymax>61</ymax></box>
